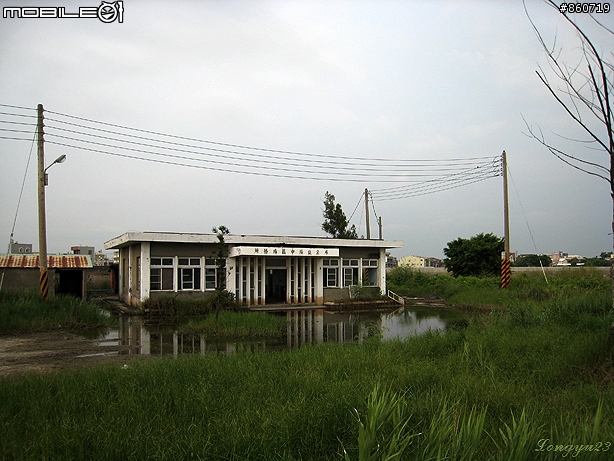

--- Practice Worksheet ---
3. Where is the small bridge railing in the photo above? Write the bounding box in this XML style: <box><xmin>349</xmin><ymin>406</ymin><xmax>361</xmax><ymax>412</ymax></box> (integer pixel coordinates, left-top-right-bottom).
<box><xmin>387</xmin><ymin>289</ymin><xmax>405</xmax><ymax>305</ymax></box>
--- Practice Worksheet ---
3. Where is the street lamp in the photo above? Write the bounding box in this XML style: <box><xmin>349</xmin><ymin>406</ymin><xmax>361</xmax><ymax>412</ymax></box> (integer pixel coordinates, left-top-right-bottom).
<box><xmin>44</xmin><ymin>154</ymin><xmax>66</xmax><ymax>186</ymax></box>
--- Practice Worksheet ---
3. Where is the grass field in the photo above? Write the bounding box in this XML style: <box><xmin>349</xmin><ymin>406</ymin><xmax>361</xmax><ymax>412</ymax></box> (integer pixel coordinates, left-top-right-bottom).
<box><xmin>0</xmin><ymin>290</ymin><xmax>116</xmax><ymax>335</ymax></box>
<box><xmin>1</xmin><ymin>270</ymin><xmax>613</xmax><ymax>460</ymax></box>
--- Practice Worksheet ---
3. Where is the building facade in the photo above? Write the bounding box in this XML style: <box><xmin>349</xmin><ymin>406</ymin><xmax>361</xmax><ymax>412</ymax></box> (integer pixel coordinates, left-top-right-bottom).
<box><xmin>8</xmin><ymin>242</ymin><xmax>33</xmax><ymax>254</ymax></box>
<box><xmin>0</xmin><ymin>254</ymin><xmax>93</xmax><ymax>298</ymax></box>
<box><xmin>399</xmin><ymin>255</ymin><xmax>425</xmax><ymax>268</ymax></box>
<box><xmin>104</xmin><ymin>232</ymin><xmax>403</xmax><ymax>307</ymax></box>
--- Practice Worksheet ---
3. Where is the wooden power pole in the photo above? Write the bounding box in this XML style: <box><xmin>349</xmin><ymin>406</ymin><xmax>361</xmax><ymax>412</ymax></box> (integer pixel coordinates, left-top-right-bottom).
<box><xmin>501</xmin><ymin>150</ymin><xmax>511</xmax><ymax>289</ymax></box>
<box><xmin>37</xmin><ymin>104</ymin><xmax>49</xmax><ymax>300</ymax></box>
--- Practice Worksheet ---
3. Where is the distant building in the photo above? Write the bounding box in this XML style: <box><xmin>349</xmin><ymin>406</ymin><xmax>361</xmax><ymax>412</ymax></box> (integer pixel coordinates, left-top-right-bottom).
<box><xmin>551</xmin><ymin>251</ymin><xmax>584</xmax><ymax>266</ymax></box>
<box><xmin>399</xmin><ymin>255</ymin><xmax>425</xmax><ymax>268</ymax></box>
<box><xmin>425</xmin><ymin>257</ymin><xmax>443</xmax><ymax>268</ymax></box>
<box><xmin>0</xmin><ymin>254</ymin><xmax>93</xmax><ymax>298</ymax></box>
<box><xmin>551</xmin><ymin>251</ymin><xmax>567</xmax><ymax>266</ymax></box>
<box><xmin>8</xmin><ymin>242</ymin><xmax>33</xmax><ymax>254</ymax></box>
<box><xmin>385</xmin><ymin>252</ymin><xmax>398</xmax><ymax>268</ymax></box>
<box><xmin>94</xmin><ymin>251</ymin><xmax>115</xmax><ymax>267</ymax></box>
<box><xmin>72</xmin><ymin>246</ymin><xmax>95</xmax><ymax>257</ymax></box>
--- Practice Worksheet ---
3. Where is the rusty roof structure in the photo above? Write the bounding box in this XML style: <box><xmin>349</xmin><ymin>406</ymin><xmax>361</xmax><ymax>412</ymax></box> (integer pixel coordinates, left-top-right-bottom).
<box><xmin>0</xmin><ymin>254</ymin><xmax>93</xmax><ymax>269</ymax></box>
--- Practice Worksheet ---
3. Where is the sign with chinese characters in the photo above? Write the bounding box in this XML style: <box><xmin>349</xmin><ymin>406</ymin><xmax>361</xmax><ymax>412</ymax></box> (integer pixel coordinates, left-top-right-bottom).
<box><xmin>229</xmin><ymin>246</ymin><xmax>339</xmax><ymax>257</ymax></box>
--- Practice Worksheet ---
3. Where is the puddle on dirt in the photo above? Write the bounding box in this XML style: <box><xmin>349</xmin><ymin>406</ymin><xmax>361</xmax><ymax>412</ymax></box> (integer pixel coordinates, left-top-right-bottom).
<box><xmin>82</xmin><ymin>303</ymin><xmax>467</xmax><ymax>357</ymax></box>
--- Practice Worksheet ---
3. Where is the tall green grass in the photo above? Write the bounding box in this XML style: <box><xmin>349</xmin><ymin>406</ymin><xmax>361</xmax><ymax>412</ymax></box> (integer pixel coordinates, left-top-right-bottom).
<box><xmin>1</xmin><ymin>304</ymin><xmax>612</xmax><ymax>460</ymax></box>
<box><xmin>387</xmin><ymin>266</ymin><xmax>611</xmax><ymax>311</ymax></box>
<box><xmin>0</xmin><ymin>290</ymin><xmax>116</xmax><ymax>335</ymax></box>
<box><xmin>179</xmin><ymin>310</ymin><xmax>287</xmax><ymax>337</ymax></box>
<box><xmin>1</xmin><ymin>271</ymin><xmax>612</xmax><ymax>460</ymax></box>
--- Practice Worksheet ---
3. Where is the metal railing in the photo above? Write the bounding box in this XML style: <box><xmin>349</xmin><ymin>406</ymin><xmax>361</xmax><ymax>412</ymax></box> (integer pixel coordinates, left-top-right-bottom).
<box><xmin>387</xmin><ymin>289</ymin><xmax>405</xmax><ymax>305</ymax></box>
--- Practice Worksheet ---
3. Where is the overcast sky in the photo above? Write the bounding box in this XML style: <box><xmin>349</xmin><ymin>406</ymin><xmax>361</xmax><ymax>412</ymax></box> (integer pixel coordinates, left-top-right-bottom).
<box><xmin>1</xmin><ymin>0</ymin><xmax>612</xmax><ymax>260</ymax></box>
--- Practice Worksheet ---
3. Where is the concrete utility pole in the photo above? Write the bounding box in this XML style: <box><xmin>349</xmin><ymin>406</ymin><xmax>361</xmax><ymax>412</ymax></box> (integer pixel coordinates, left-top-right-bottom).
<box><xmin>501</xmin><ymin>150</ymin><xmax>511</xmax><ymax>289</ymax></box>
<box><xmin>365</xmin><ymin>188</ymin><xmax>371</xmax><ymax>239</ymax></box>
<box><xmin>378</xmin><ymin>216</ymin><xmax>382</xmax><ymax>240</ymax></box>
<box><xmin>37</xmin><ymin>103</ymin><xmax>49</xmax><ymax>300</ymax></box>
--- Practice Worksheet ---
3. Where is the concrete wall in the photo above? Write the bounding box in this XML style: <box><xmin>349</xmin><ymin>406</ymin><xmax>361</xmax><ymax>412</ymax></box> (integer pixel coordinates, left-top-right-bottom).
<box><xmin>0</xmin><ymin>268</ymin><xmax>55</xmax><ymax>295</ymax></box>
<box><xmin>387</xmin><ymin>266</ymin><xmax>611</xmax><ymax>276</ymax></box>
<box><xmin>323</xmin><ymin>287</ymin><xmax>350</xmax><ymax>303</ymax></box>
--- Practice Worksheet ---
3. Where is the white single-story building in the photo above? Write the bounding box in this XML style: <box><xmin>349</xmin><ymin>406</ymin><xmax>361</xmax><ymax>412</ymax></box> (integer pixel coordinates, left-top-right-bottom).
<box><xmin>104</xmin><ymin>232</ymin><xmax>403</xmax><ymax>307</ymax></box>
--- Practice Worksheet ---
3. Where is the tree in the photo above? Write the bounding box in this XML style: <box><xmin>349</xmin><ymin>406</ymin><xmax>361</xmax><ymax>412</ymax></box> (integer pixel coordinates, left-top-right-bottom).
<box><xmin>524</xmin><ymin>0</ymin><xmax>613</xmax><ymax>307</ymax></box>
<box><xmin>514</xmin><ymin>254</ymin><xmax>552</xmax><ymax>267</ymax></box>
<box><xmin>443</xmin><ymin>233</ymin><xmax>504</xmax><ymax>277</ymax></box>
<box><xmin>322</xmin><ymin>191</ymin><xmax>358</xmax><ymax>239</ymax></box>
<box><xmin>211</xmin><ymin>225</ymin><xmax>235</xmax><ymax>318</ymax></box>
<box><xmin>212</xmin><ymin>225</ymin><xmax>230</xmax><ymax>290</ymax></box>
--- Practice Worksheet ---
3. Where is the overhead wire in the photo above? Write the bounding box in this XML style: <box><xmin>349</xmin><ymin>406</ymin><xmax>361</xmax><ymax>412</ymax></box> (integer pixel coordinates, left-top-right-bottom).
<box><xmin>44</xmin><ymin>116</ymin><xmax>492</xmax><ymax>170</ymax></box>
<box><xmin>0</xmin><ymin>105</ymin><xmax>502</xmax><ymax>189</ymax></box>
<box><xmin>507</xmin><ymin>163</ymin><xmax>549</xmax><ymax>283</ymax></box>
<box><xmin>9</xmin><ymin>127</ymin><xmax>37</xmax><ymax>249</ymax></box>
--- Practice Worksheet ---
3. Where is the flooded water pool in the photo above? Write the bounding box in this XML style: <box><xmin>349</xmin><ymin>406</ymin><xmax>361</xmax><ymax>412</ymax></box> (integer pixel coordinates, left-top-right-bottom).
<box><xmin>90</xmin><ymin>303</ymin><xmax>468</xmax><ymax>357</ymax></box>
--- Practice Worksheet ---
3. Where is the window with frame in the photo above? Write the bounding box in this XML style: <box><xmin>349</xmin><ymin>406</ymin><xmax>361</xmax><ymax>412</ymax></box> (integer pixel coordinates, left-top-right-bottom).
<box><xmin>178</xmin><ymin>258</ymin><xmax>201</xmax><ymax>290</ymax></box>
<box><xmin>362</xmin><ymin>259</ymin><xmax>378</xmax><ymax>286</ymax></box>
<box><xmin>150</xmin><ymin>257</ymin><xmax>174</xmax><ymax>291</ymax></box>
<box><xmin>205</xmin><ymin>258</ymin><xmax>217</xmax><ymax>290</ymax></box>
<box><xmin>342</xmin><ymin>259</ymin><xmax>359</xmax><ymax>287</ymax></box>
<box><xmin>323</xmin><ymin>259</ymin><xmax>339</xmax><ymax>287</ymax></box>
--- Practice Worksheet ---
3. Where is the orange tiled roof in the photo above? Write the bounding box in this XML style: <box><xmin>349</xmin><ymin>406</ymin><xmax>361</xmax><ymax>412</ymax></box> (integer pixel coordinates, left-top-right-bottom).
<box><xmin>0</xmin><ymin>254</ymin><xmax>92</xmax><ymax>269</ymax></box>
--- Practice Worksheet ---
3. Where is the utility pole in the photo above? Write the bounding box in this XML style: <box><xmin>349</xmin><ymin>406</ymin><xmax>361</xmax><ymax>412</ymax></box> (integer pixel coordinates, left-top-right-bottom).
<box><xmin>37</xmin><ymin>104</ymin><xmax>49</xmax><ymax>300</ymax></box>
<box><xmin>364</xmin><ymin>188</ymin><xmax>371</xmax><ymax>239</ymax></box>
<box><xmin>378</xmin><ymin>216</ymin><xmax>382</xmax><ymax>240</ymax></box>
<box><xmin>501</xmin><ymin>150</ymin><xmax>511</xmax><ymax>289</ymax></box>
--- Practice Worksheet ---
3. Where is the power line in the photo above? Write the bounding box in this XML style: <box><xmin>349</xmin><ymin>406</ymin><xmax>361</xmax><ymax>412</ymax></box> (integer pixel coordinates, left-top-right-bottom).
<box><xmin>44</xmin><ymin>108</ymin><xmax>496</xmax><ymax>164</ymax></box>
<box><xmin>0</xmin><ymin>105</ymin><xmax>502</xmax><ymax>190</ymax></box>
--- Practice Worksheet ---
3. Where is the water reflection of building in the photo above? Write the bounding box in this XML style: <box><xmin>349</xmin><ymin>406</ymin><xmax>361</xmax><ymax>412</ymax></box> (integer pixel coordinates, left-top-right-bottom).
<box><xmin>117</xmin><ymin>310</ymin><xmax>327</xmax><ymax>356</ymax></box>
<box><xmin>111</xmin><ymin>306</ymin><xmax>463</xmax><ymax>357</ymax></box>
<box><xmin>286</xmin><ymin>309</ymin><xmax>324</xmax><ymax>347</ymax></box>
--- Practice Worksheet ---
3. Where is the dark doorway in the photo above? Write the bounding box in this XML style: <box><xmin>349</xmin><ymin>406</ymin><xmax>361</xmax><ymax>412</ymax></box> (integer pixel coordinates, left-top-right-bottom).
<box><xmin>55</xmin><ymin>269</ymin><xmax>84</xmax><ymax>299</ymax></box>
<box><xmin>266</xmin><ymin>269</ymin><xmax>287</xmax><ymax>303</ymax></box>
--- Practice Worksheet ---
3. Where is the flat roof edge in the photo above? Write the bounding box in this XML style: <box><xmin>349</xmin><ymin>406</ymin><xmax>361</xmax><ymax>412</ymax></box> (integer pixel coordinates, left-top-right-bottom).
<box><xmin>104</xmin><ymin>232</ymin><xmax>404</xmax><ymax>250</ymax></box>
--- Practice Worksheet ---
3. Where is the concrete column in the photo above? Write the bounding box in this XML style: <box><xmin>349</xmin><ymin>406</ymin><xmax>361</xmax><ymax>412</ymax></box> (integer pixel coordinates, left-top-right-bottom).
<box><xmin>314</xmin><ymin>258</ymin><xmax>324</xmax><ymax>305</ymax></box>
<box><xmin>286</xmin><ymin>258</ymin><xmax>292</xmax><ymax>304</ymax></box>
<box><xmin>378</xmin><ymin>248</ymin><xmax>387</xmax><ymax>295</ymax></box>
<box><xmin>128</xmin><ymin>244</ymin><xmax>134</xmax><ymax>305</ymax></box>
<box><xmin>140</xmin><ymin>242</ymin><xmax>150</xmax><ymax>303</ymax></box>
<box><xmin>260</xmin><ymin>257</ymin><xmax>266</xmax><ymax>305</ymax></box>
<box><xmin>246</xmin><ymin>257</ymin><xmax>252</xmax><ymax>307</ymax></box>
<box><xmin>293</xmin><ymin>258</ymin><xmax>299</xmax><ymax>304</ymax></box>
<box><xmin>238</xmin><ymin>257</ymin><xmax>244</xmax><ymax>304</ymax></box>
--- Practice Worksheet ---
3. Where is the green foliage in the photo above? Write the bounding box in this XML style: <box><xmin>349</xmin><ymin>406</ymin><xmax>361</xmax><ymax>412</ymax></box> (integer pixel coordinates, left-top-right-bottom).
<box><xmin>387</xmin><ymin>266</ymin><xmax>611</xmax><ymax>313</ymax></box>
<box><xmin>2</xmin><ymin>269</ymin><xmax>614</xmax><ymax>460</ymax></box>
<box><xmin>181</xmin><ymin>310</ymin><xmax>287</xmax><ymax>337</ymax></box>
<box><xmin>143</xmin><ymin>290</ymin><xmax>241</xmax><ymax>318</ymax></box>
<box><xmin>349</xmin><ymin>284</ymin><xmax>384</xmax><ymax>302</ymax></box>
<box><xmin>444</xmin><ymin>232</ymin><xmax>504</xmax><ymax>277</ymax></box>
<box><xmin>212</xmin><ymin>225</ymin><xmax>230</xmax><ymax>290</ymax></box>
<box><xmin>0</xmin><ymin>290</ymin><xmax>116</xmax><ymax>335</ymax></box>
<box><xmin>342</xmin><ymin>384</ymin><xmax>416</xmax><ymax>461</ymax></box>
<box><xmin>322</xmin><ymin>191</ymin><xmax>358</xmax><ymax>239</ymax></box>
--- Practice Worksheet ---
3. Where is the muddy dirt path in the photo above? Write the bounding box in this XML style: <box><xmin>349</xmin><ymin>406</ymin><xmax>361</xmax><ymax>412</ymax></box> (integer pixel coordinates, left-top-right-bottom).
<box><xmin>0</xmin><ymin>331</ymin><xmax>144</xmax><ymax>378</ymax></box>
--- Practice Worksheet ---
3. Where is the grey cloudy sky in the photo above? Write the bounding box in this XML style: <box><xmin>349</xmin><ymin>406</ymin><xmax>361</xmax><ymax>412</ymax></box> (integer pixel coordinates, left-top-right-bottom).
<box><xmin>0</xmin><ymin>0</ymin><xmax>612</xmax><ymax>259</ymax></box>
